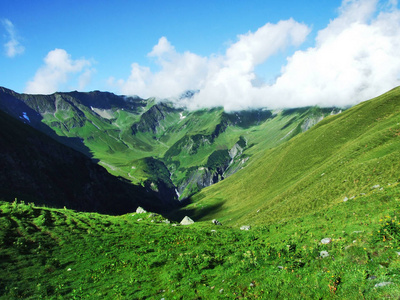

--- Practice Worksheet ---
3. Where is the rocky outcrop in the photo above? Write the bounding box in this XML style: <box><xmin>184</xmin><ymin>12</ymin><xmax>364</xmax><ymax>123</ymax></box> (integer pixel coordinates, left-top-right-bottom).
<box><xmin>301</xmin><ymin>115</ymin><xmax>325</xmax><ymax>132</ymax></box>
<box><xmin>180</xmin><ymin>216</ymin><xmax>195</xmax><ymax>225</ymax></box>
<box><xmin>136</xmin><ymin>207</ymin><xmax>147</xmax><ymax>214</ymax></box>
<box><xmin>174</xmin><ymin>137</ymin><xmax>249</xmax><ymax>199</ymax></box>
<box><xmin>212</xmin><ymin>219</ymin><xmax>222</xmax><ymax>225</ymax></box>
<box><xmin>131</xmin><ymin>103</ymin><xmax>180</xmax><ymax>134</ymax></box>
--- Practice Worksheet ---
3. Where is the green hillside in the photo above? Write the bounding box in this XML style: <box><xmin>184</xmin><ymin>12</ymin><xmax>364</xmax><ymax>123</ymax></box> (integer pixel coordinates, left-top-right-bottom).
<box><xmin>181</xmin><ymin>87</ymin><xmax>400</xmax><ymax>226</ymax></box>
<box><xmin>1</xmin><ymin>183</ymin><xmax>400</xmax><ymax>299</ymax></box>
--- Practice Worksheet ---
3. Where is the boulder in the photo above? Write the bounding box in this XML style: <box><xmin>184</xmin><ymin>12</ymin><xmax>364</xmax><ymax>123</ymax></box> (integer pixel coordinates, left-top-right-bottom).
<box><xmin>212</xmin><ymin>219</ymin><xmax>222</xmax><ymax>225</ymax></box>
<box><xmin>180</xmin><ymin>216</ymin><xmax>195</xmax><ymax>225</ymax></box>
<box><xmin>321</xmin><ymin>238</ymin><xmax>332</xmax><ymax>244</ymax></box>
<box><xmin>320</xmin><ymin>250</ymin><xmax>329</xmax><ymax>258</ymax></box>
<box><xmin>240</xmin><ymin>225</ymin><xmax>251</xmax><ymax>231</ymax></box>
<box><xmin>375</xmin><ymin>282</ymin><xmax>392</xmax><ymax>288</ymax></box>
<box><xmin>136</xmin><ymin>206</ymin><xmax>147</xmax><ymax>214</ymax></box>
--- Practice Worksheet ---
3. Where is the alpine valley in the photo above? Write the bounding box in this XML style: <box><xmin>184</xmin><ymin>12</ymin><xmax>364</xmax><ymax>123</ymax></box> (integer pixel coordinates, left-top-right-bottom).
<box><xmin>0</xmin><ymin>86</ymin><xmax>340</xmax><ymax>207</ymax></box>
<box><xmin>1</xmin><ymin>86</ymin><xmax>400</xmax><ymax>299</ymax></box>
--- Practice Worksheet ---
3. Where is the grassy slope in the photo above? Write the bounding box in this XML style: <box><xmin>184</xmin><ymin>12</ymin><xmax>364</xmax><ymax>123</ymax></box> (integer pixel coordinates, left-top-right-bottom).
<box><xmin>1</xmin><ymin>183</ymin><xmax>400</xmax><ymax>299</ymax></box>
<box><xmin>183</xmin><ymin>87</ymin><xmax>400</xmax><ymax>226</ymax></box>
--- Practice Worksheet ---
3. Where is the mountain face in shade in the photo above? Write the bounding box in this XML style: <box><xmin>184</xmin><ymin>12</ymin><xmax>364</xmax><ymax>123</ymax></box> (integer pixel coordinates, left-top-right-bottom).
<box><xmin>0</xmin><ymin>109</ymin><xmax>175</xmax><ymax>214</ymax></box>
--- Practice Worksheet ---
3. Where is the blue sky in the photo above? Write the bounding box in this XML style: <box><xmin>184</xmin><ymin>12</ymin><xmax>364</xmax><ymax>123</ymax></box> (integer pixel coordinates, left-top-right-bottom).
<box><xmin>1</xmin><ymin>0</ymin><xmax>400</xmax><ymax>110</ymax></box>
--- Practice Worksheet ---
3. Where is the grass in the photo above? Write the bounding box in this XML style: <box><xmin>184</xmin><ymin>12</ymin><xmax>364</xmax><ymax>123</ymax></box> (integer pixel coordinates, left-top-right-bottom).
<box><xmin>185</xmin><ymin>87</ymin><xmax>400</xmax><ymax>226</ymax></box>
<box><xmin>1</xmin><ymin>183</ymin><xmax>400</xmax><ymax>299</ymax></box>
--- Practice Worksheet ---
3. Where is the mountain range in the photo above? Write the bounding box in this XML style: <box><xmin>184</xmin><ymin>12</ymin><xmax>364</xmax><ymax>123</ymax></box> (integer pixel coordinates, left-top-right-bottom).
<box><xmin>1</xmin><ymin>85</ymin><xmax>400</xmax><ymax>298</ymax></box>
<box><xmin>0</xmin><ymin>86</ymin><xmax>339</xmax><ymax>210</ymax></box>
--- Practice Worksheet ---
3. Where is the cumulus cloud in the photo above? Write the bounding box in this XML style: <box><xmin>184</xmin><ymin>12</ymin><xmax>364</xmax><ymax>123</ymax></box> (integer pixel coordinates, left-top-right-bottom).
<box><xmin>25</xmin><ymin>49</ymin><xmax>93</xmax><ymax>94</ymax></box>
<box><xmin>114</xmin><ymin>19</ymin><xmax>309</xmax><ymax>104</ymax></box>
<box><xmin>2</xmin><ymin>19</ymin><xmax>25</xmax><ymax>58</ymax></box>
<box><xmin>262</xmin><ymin>0</ymin><xmax>400</xmax><ymax>108</ymax></box>
<box><xmin>114</xmin><ymin>0</ymin><xmax>400</xmax><ymax>110</ymax></box>
<box><xmin>116</xmin><ymin>37</ymin><xmax>210</xmax><ymax>98</ymax></box>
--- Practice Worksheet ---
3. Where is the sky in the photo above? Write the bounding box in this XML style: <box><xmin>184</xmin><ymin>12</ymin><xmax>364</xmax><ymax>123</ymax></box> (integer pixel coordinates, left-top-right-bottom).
<box><xmin>1</xmin><ymin>0</ymin><xmax>400</xmax><ymax>110</ymax></box>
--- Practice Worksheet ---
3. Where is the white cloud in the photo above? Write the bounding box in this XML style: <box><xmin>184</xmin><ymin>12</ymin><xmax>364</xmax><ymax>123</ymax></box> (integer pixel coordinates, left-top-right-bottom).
<box><xmin>114</xmin><ymin>19</ymin><xmax>310</xmax><ymax>104</ymax></box>
<box><xmin>148</xmin><ymin>36</ymin><xmax>175</xmax><ymax>57</ymax></box>
<box><xmin>113</xmin><ymin>0</ymin><xmax>400</xmax><ymax>110</ymax></box>
<box><xmin>25</xmin><ymin>49</ymin><xmax>94</xmax><ymax>94</ymax></box>
<box><xmin>260</xmin><ymin>0</ymin><xmax>400</xmax><ymax>108</ymax></box>
<box><xmin>2</xmin><ymin>19</ymin><xmax>25</xmax><ymax>58</ymax></box>
<box><xmin>116</xmin><ymin>37</ymin><xmax>210</xmax><ymax>98</ymax></box>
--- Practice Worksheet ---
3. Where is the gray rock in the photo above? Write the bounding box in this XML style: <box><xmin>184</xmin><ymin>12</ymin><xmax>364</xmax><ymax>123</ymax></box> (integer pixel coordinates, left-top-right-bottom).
<box><xmin>321</xmin><ymin>238</ymin><xmax>332</xmax><ymax>244</ymax></box>
<box><xmin>375</xmin><ymin>282</ymin><xmax>392</xmax><ymax>287</ymax></box>
<box><xmin>240</xmin><ymin>225</ymin><xmax>251</xmax><ymax>231</ymax></box>
<box><xmin>372</xmin><ymin>184</ymin><xmax>380</xmax><ymax>189</ymax></box>
<box><xmin>212</xmin><ymin>219</ymin><xmax>222</xmax><ymax>225</ymax></box>
<box><xmin>136</xmin><ymin>206</ymin><xmax>147</xmax><ymax>214</ymax></box>
<box><xmin>320</xmin><ymin>251</ymin><xmax>329</xmax><ymax>258</ymax></box>
<box><xmin>180</xmin><ymin>216</ymin><xmax>195</xmax><ymax>225</ymax></box>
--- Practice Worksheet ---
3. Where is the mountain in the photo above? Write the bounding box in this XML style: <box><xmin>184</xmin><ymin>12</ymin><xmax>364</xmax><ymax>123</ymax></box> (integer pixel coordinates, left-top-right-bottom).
<box><xmin>1</xmin><ymin>86</ymin><xmax>400</xmax><ymax>299</ymax></box>
<box><xmin>178</xmin><ymin>86</ymin><xmax>400</xmax><ymax>226</ymax></box>
<box><xmin>0</xmin><ymin>87</ymin><xmax>339</xmax><ymax>203</ymax></box>
<box><xmin>0</xmin><ymin>108</ymin><xmax>170</xmax><ymax>214</ymax></box>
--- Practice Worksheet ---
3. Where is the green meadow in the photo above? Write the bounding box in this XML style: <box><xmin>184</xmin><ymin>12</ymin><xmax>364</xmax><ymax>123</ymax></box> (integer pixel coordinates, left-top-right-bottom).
<box><xmin>1</xmin><ymin>183</ymin><xmax>400</xmax><ymax>299</ymax></box>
